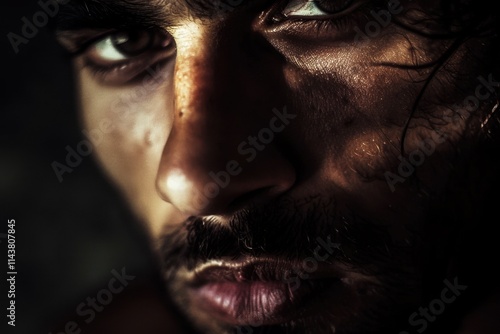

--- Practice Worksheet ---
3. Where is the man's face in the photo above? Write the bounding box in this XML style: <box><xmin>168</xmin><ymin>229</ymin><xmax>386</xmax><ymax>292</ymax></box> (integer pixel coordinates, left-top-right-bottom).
<box><xmin>57</xmin><ymin>0</ymin><xmax>497</xmax><ymax>333</ymax></box>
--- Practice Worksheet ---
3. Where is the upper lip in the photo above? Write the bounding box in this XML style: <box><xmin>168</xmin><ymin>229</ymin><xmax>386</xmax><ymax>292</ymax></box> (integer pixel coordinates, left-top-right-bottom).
<box><xmin>187</xmin><ymin>257</ymin><xmax>344</xmax><ymax>286</ymax></box>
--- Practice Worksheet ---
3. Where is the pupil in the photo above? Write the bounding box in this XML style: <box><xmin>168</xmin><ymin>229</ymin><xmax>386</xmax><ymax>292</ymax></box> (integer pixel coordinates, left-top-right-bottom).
<box><xmin>111</xmin><ymin>31</ymin><xmax>153</xmax><ymax>56</ymax></box>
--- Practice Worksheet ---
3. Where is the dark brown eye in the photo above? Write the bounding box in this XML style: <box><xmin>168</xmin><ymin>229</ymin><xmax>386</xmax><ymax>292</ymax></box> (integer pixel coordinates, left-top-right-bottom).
<box><xmin>110</xmin><ymin>30</ymin><xmax>154</xmax><ymax>57</ymax></box>
<box><xmin>87</xmin><ymin>29</ymin><xmax>174</xmax><ymax>63</ymax></box>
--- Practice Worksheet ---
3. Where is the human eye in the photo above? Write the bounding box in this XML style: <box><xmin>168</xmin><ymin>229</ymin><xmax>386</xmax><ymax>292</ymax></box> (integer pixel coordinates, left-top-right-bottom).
<box><xmin>264</xmin><ymin>0</ymin><xmax>378</xmax><ymax>40</ymax></box>
<box><xmin>60</xmin><ymin>28</ymin><xmax>176</xmax><ymax>85</ymax></box>
<box><xmin>281</xmin><ymin>0</ymin><xmax>355</xmax><ymax>18</ymax></box>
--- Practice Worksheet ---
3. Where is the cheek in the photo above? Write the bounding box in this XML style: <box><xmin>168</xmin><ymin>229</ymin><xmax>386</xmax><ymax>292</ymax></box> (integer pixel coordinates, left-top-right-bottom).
<box><xmin>77</xmin><ymin>67</ymin><xmax>180</xmax><ymax>234</ymax></box>
<box><xmin>278</xmin><ymin>35</ymin><xmax>454</xmax><ymax>225</ymax></box>
<box><xmin>283</xmin><ymin>55</ymin><xmax>421</xmax><ymax>177</ymax></box>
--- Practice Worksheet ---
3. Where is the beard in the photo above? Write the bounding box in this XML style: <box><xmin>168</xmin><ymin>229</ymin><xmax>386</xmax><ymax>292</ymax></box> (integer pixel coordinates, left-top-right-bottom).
<box><xmin>155</xmin><ymin>192</ymin><xmax>442</xmax><ymax>334</ymax></box>
<box><xmin>153</xmin><ymin>108</ymin><xmax>500</xmax><ymax>333</ymax></box>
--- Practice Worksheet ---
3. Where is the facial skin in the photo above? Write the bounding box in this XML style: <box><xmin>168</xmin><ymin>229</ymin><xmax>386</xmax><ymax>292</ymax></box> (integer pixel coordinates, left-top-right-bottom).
<box><xmin>56</xmin><ymin>0</ymin><xmax>500</xmax><ymax>333</ymax></box>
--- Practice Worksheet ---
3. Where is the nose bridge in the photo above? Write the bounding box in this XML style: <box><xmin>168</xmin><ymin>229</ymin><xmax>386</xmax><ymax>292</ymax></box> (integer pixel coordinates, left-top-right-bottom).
<box><xmin>173</xmin><ymin>23</ymin><xmax>219</xmax><ymax>119</ymax></box>
<box><xmin>172</xmin><ymin>22</ymin><xmax>259</xmax><ymax>156</ymax></box>
<box><xmin>156</xmin><ymin>21</ymin><xmax>296</xmax><ymax>215</ymax></box>
<box><xmin>169</xmin><ymin>22</ymin><xmax>260</xmax><ymax>179</ymax></box>
<box><xmin>174</xmin><ymin>21</ymin><xmax>269</xmax><ymax>124</ymax></box>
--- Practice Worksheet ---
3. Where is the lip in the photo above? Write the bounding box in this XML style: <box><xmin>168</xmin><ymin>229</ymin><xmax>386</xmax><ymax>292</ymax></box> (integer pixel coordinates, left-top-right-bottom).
<box><xmin>186</xmin><ymin>258</ymin><xmax>344</xmax><ymax>326</ymax></box>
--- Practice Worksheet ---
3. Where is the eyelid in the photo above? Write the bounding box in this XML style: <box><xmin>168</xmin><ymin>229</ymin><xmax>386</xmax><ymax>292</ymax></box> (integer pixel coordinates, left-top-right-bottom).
<box><xmin>80</xmin><ymin>47</ymin><xmax>174</xmax><ymax>85</ymax></box>
<box><xmin>65</xmin><ymin>29</ymin><xmax>176</xmax><ymax>85</ymax></box>
<box><xmin>258</xmin><ymin>0</ymin><xmax>384</xmax><ymax>52</ymax></box>
<box><xmin>58</xmin><ymin>27</ymin><xmax>171</xmax><ymax>57</ymax></box>
<box><xmin>60</xmin><ymin>28</ymin><xmax>174</xmax><ymax>66</ymax></box>
<box><xmin>57</xmin><ymin>29</ymin><xmax>120</xmax><ymax>57</ymax></box>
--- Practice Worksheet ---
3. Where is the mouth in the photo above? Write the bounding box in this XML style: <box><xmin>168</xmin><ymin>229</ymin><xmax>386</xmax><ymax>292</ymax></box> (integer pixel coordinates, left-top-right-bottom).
<box><xmin>185</xmin><ymin>258</ymin><xmax>346</xmax><ymax>326</ymax></box>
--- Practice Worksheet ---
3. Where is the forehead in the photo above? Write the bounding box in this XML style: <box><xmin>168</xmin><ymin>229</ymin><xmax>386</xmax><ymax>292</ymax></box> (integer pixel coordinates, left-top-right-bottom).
<box><xmin>57</xmin><ymin>0</ymin><xmax>265</xmax><ymax>32</ymax></box>
<box><xmin>82</xmin><ymin>0</ymin><xmax>257</xmax><ymax>18</ymax></box>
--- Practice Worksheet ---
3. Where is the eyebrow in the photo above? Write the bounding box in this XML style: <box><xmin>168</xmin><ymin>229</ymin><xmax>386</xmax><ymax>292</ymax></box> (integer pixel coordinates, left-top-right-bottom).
<box><xmin>54</xmin><ymin>0</ymin><xmax>254</xmax><ymax>31</ymax></box>
<box><xmin>54</xmin><ymin>0</ymin><xmax>177</xmax><ymax>32</ymax></box>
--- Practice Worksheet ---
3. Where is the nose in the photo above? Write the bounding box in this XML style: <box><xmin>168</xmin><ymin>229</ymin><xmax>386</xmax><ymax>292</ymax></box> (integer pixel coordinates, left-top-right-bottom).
<box><xmin>155</xmin><ymin>21</ymin><xmax>296</xmax><ymax>215</ymax></box>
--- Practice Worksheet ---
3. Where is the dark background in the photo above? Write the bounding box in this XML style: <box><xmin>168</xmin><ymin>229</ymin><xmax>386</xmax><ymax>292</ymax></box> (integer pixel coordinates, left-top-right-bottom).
<box><xmin>1</xmin><ymin>1</ymin><xmax>165</xmax><ymax>333</ymax></box>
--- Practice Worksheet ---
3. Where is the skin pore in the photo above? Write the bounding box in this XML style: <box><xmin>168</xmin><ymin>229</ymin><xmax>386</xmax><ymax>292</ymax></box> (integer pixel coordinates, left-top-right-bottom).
<box><xmin>56</xmin><ymin>0</ymin><xmax>500</xmax><ymax>333</ymax></box>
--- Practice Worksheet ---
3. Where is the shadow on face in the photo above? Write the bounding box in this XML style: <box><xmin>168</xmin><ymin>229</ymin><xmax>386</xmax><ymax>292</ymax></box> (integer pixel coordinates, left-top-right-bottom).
<box><xmin>52</xmin><ymin>0</ymin><xmax>500</xmax><ymax>333</ymax></box>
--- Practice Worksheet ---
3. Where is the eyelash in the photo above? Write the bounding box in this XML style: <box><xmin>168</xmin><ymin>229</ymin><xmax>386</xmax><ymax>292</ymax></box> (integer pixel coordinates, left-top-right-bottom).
<box><xmin>71</xmin><ymin>29</ymin><xmax>175</xmax><ymax>84</ymax></box>
<box><xmin>288</xmin><ymin>10</ymin><xmax>368</xmax><ymax>32</ymax></box>
<box><xmin>83</xmin><ymin>58</ymin><xmax>139</xmax><ymax>82</ymax></box>
<box><xmin>81</xmin><ymin>51</ymin><xmax>157</xmax><ymax>83</ymax></box>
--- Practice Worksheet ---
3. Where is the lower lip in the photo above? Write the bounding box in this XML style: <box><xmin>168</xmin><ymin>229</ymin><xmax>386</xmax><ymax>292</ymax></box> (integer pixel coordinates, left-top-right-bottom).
<box><xmin>190</xmin><ymin>279</ymin><xmax>331</xmax><ymax>326</ymax></box>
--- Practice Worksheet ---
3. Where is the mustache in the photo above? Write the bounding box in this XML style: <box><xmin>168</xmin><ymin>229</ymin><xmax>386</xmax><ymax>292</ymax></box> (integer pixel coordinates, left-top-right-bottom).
<box><xmin>158</xmin><ymin>195</ymin><xmax>426</xmax><ymax>334</ymax></box>
<box><xmin>159</xmin><ymin>195</ymin><xmax>421</xmax><ymax>277</ymax></box>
